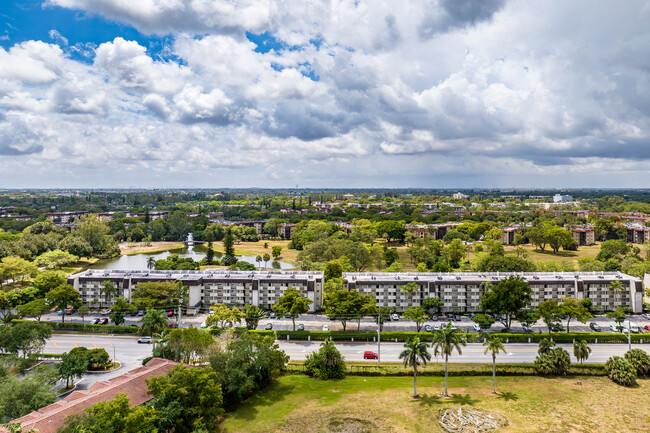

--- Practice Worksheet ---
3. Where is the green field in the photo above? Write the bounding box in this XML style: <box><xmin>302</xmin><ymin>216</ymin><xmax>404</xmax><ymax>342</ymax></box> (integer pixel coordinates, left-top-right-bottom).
<box><xmin>221</xmin><ymin>374</ymin><xmax>650</xmax><ymax>433</ymax></box>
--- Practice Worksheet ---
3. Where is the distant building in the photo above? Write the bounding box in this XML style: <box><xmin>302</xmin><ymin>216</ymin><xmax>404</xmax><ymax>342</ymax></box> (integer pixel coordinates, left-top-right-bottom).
<box><xmin>452</xmin><ymin>192</ymin><xmax>468</xmax><ymax>199</ymax></box>
<box><xmin>553</xmin><ymin>194</ymin><xmax>573</xmax><ymax>203</ymax></box>
<box><xmin>624</xmin><ymin>223</ymin><xmax>650</xmax><ymax>244</ymax></box>
<box><xmin>567</xmin><ymin>225</ymin><xmax>596</xmax><ymax>246</ymax></box>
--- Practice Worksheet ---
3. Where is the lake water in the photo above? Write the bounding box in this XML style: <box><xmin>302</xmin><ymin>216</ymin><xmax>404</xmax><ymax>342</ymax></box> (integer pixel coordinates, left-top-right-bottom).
<box><xmin>90</xmin><ymin>245</ymin><xmax>295</xmax><ymax>270</ymax></box>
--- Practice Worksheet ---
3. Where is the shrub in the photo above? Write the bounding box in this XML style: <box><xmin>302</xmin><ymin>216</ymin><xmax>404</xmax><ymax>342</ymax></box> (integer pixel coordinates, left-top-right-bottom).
<box><xmin>624</xmin><ymin>349</ymin><xmax>650</xmax><ymax>376</ymax></box>
<box><xmin>534</xmin><ymin>347</ymin><xmax>571</xmax><ymax>375</ymax></box>
<box><xmin>605</xmin><ymin>356</ymin><xmax>637</xmax><ymax>386</ymax></box>
<box><xmin>304</xmin><ymin>339</ymin><xmax>346</xmax><ymax>380</ymax></box>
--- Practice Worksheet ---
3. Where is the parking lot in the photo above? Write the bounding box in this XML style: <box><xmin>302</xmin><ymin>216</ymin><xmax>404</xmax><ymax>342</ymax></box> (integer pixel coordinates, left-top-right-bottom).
<box><xmin>41</xmin><ymin>310</ymin><xmax>650</xmax><ymax>334</ymax></box>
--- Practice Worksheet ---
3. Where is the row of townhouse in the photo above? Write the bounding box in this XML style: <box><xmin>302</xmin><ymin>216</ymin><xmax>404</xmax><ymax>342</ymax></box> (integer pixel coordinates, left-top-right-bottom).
<box><xmin>68</xmin><ymin>270</ymin><xmax>643</xmax><ymax>314</ymax></box>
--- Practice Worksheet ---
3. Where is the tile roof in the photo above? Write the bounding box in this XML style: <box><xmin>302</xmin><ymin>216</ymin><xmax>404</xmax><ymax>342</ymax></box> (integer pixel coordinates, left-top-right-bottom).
<box><xmin>1</xmin><ymin>358</ymin><xmax>178</xmax><ymax>433</ymax></box>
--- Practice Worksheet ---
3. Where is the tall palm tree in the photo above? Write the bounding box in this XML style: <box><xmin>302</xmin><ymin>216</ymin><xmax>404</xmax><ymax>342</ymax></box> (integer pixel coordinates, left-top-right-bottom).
<box><xmin>399</xmin><ymin>336</ymin><xmax>431</xmax><ymax>398</ymax></box>
<box><xmin>609</xmin><ymin>280</ymin><xmax>623</xmax><ymax>309</ymax></box>
<box><xmin>139</xmin><ymin>308</ymin><xmax>168</xmax><ymax>336</ymax></box>
<box><xmin>573</xmin><ymin>340</ymin><xmax>591</xmax><ymax>364</ymax></box>
<box><xmin>256</xmin><ymin>255</ymin><xmax>263</xmax><ymax>270</ymax></box>
<box><xmin>153</xmin><ymin>330</ymin><xmax>170</xmax><ymax>359</ymax></box>
<box><xmin>538</xmin><ymin>338</ymin><xmax>556</xmax><ymax>355</ymax></box>
<box><xmin>483</xmin><ymin>336</ymin><xmax>507</xmax><ymax>394</ymax></box>
<box><xmin>99</xmin><ymin>280</ymin><xmax>117</xmax><ymax>308</ymax></box>
<box><xmin>431</xmin><ymin>322</ymin><xmax>466</xmax><ymax>397</ymax></box>
<box><xmin>147</xmin><ymin>256</ymin><xmax>156</xmax><ymax>270</ymax></box>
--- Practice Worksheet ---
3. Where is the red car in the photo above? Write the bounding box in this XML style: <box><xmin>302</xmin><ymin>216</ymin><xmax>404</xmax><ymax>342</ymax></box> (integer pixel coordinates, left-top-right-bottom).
<box><xmin>363</xmin><ymin>351</ymin><xmax>378</xmax><ymax>359</ymax></box>
<box><xmin>168</xmin><ymin>322</ymin><xmax>178</xmax><ymax>328</ymax></box>
<box><xmin>167</xmin><ymin>310</ymin><xmax>174</xmax><ymax>317</ymax></box>
<box><xmin>98</xmin><ymin>318</ymin><xmax>109</xmax><ymax>325</ymax></box>
<box><xmin>644</xmin><ymin>325</ymin><xmax>650</xmax><ymax>332</ymax></box>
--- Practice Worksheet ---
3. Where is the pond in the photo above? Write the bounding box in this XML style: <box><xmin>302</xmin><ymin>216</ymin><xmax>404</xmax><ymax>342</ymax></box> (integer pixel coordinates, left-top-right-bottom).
<box><xmin>90</xmin><ymin>245</ymin><xmax>296</xmax><ymax>270</ymax></box>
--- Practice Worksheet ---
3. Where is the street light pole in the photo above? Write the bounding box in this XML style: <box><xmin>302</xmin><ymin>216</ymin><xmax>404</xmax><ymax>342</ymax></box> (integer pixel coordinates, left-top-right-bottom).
<box><xmin>377</xmin><ymin>318</ymin><xmax>381</xmax><ymax>367</ymax></box>
<box><xmin>628</xmin><ymin>317</ymin><xmax>631</xmax><ymax>351</ymax></box>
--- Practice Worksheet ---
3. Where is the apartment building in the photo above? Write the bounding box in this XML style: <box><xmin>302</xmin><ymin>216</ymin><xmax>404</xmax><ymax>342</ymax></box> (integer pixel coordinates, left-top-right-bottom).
<box><xmin>46</xmin><ymin>211</ymin><xmax>89</xmax><ymax>224</ymax></box>
<box><xmin>567</xmin><ymin>225</ymin><xmax>596</xmax><ymax>246</ymax></box>
<box><xmin>624</xmin><ymin>223</ymin><xmax>650</xmax><ymax>244</ymax></box>
<box><xmin>67</xmin><ymin>270</ymin><xmax>324</xmax><ymax>312</ymax></box>
<box><xmin>344</xmin><ymin>272</ymin><xmax>643</xmax><ymax>313</ymax></box>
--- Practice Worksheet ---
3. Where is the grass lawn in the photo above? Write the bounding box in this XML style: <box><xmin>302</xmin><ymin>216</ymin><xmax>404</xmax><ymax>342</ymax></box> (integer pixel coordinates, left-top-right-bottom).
<box><xmin>212</xmin><ymin>240</ymin><xmax>298</xmax><ymax>263</ymax></box>
<box><xmin>221</xmin><ymin>375</ymin><xmax>650</xmax><ymax>432</ymax></box>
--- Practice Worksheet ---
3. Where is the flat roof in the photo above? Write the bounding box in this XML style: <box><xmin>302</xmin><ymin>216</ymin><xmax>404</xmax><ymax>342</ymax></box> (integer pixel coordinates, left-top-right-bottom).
<box><xmin>71</xmin><ymin>269</ymin><xmax>323</xmax><ymax>281</ymax></box>
<box><xmin>344</xmin><ymin>271</ymin><xmax>640</xmax><ymax>283</ymax></box>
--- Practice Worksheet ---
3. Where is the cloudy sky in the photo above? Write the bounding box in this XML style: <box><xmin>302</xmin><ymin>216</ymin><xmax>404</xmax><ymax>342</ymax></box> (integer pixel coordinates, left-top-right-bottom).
<box><xmin>1</xmin><ymin>0</ymin><xmax>649</xmax><ymax>188</ymax></box>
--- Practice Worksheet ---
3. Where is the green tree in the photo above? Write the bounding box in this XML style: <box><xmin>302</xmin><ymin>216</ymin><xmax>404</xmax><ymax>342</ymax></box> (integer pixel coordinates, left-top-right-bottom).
<box><xmin>34</xmin><ymin>250</ymin><xmax>78</xmax><ymax>270</ymax></box>
<box><xmin>537</xmin><ymin>338</ymin><xmax>556</xmax><ymax>355</ymax></box>
<box><xmin>109</xmin><ymin>296</ymin><xmax>136</xmax><ymax>326</ymax></box>
<box><xmin>431</xmin><ymin>323</ymin><xmax>466</xmax><ymax>396</ymax></box>
<box><xmin>132</xmin><ymin>281</ymin><xmax>183</xmax><ymax>310</ymax></box>
<box><xmin>58</xmin><ymin>235</ymin><xmax>93</xmax><ymax>258</ymax></box>
<box><xmin>139</xmin><ymin>308</ymin><xmax>168</xmax><ymax>335</ymax></box>
<box><xmin>375</xmin><ymin>220</ymin><xmax>406</xmax><ymax>243</ymax></box>
<box><xmin>0</xmin><ymin>257</ymin><xmax>37</xmax><ymax>284</ymax></box>
<box><xmin>624</xmin><ymin>348</ymin><xmax>650</xmax><ymax>376</ymax></box>
<box><xmin>242</xmin><ymin>304</ymin><xmax>265</xmax><ymax>330</ymax></box>
<box><xmin>399</xmin><ymin>336</ymin><xmax>431</xmax><ymax>397</ymax></box>
<box><xmin>605</xmin><ymin>356</ymin><xmax>637</xmax><ymax>386</ymax></box>
<box><xmin>325</xmin><ymin>288</ymin><xmax>367</xmax><ymax>331</ymax></box>
<box><xmin>262</xmin><ymin>253</ymin><xmax>271</xmax><ymax>268</ymax></box>
<box><xmin>473</xmin><ymin>313</ymin><xmax>495</xmax><ymax>331</ymax></box>
<box><xmin>78</xmin><ymin>305</ymin><xmax>90</xmax><ymax>328</ymax></box>
<box><xmin>17</xmin><ymin>298</ymin><xmax>49</xmax><ymax>321</ymax></box>
<box><xmin>166</xmin><ymin>327</ymin><xmax>214</xmax><ymax>363</ymax></box>
<box><xmin>534</xmin><ymin>347</ymin><xmax>571</xmax><ymax>375</ymax></box>
<box><xmin>45</xmin><ymin>285</ymin><xmax>81</xmax><ymax>323</ymax></box>
<box><xmin>606</xmin><ymin>307</ymin><xmax>627</xmax><ymax>332</ymax></box>
<box><xmin>608</xmin><ymin>280</ymin><xmax>624</xmax><ymax>309</ymax></box>
<box><xmin>0</xmin><ymin>321</ymin><xmax>51</xmax><ymax>358</ymax></box>
<box><xmin>422</xmin><ymin>297</ymin><xmax>443</xmax><ymax>315</ymax></box>
<box><xmin>205</xmin><ymin>304</ymin><xmax>244</xmax><ymax>328</ymax></box>
<box><xmin>304</xmin><ymin>339</ymin><xmax>346</xmax><ymax>380</ymax></box>
<box><xmin>30</xmin><ymin>270</ymin><xmax>66</xmax><ymax>297</ymax></box>
<box><xmin>516</xmin><ymin>309</ymin><xmax>540</xmax><ymax>330</ymax></box>
<box><xmin>208</xmin><ymin>333</ymin><xmax>288</xmax><ymax>407</ymax></box>
<box><xmin>537</xmin><ymin>299</ymin><xmax>562</xmax><ymax>334</ymax></box>
<box><xmin>573</xmin><ymin>340</ymin><xmax>591</xmax><ymax>364</ymax></box>
<box><xmin>272</xmin><ymin>246</ymin><xmax>282</xmax><ymax>259</ymax></box>
<box><xmin>480</xmin><ymin>276</ymin><xmax>532</xmax><ymax>330</ymax></box>
<box><xmin>146</xmin><ymin>256</ymin><xmax>156</xmax><ymax>270</ymax></box>
<box><xmin>222</xmin><ymin>227</ymin><xmax>237</xmax><ymax>266</ymax></box>
<box><xmin>76</xmin><ymin>216</ymin><xmax>120</xmax><ymax>258</ymax></box>
<box><xmin>561</xmin><ymin>297</ymin><xmax>593</xmax><ymax>332</ymax></box>
<box><xmin>99</xmin><ymin>280</ymin><xmax>117</xmax><ymax>308</ymax></box>
<box><xmin>147</xmin><ymin>365</ymin><xmax>223</xmax><ymax>433</ymax></box>
<box><xmin>255</xmin><ymin>255</ymin><xmax>262</xmax><ymax>270</ymax></box>
<box><xmin>483</xmin><ymin>336</ymin><xmax>507</xmax><ymax>394</ymax></box>
<box><xmin>57</xmin><ymin>349</ymin><xmax>89</xmax><ymax>388</ymax></box>
<box><xmin>0</xmin><ymin>367</ymin><xmax>57</xmax><ymax>424</ymax></box>
<box><xmin>402</xmin><ymin>306</ymin><xmax>429</xmax><ymax>332</ymax></box>
<box><xmin>272</xmin><ymin>287</ymin><xmax>312</xmax><ymax>331</ymax></box>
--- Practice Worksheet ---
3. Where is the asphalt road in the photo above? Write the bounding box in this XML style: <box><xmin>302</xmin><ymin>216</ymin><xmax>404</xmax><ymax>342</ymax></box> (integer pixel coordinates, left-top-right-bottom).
<box><xmin>44</xmin><ymin>334</ymin><xmax>650</xmax><ymax>365</ymax></box>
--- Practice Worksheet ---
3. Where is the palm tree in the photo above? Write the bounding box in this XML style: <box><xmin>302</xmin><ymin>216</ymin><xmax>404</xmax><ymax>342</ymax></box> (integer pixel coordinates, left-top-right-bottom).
<box><xmin>609</xmin><ymin>280</ymin><xmax>623</xmax><ymax>308</ymax></box>
<box><xmin>399</xmin><ymin>336</ymin><xmax>431</xmax><ymax>398</ymax></box>
<box><xmin>147</xmin><ymin>256</ymin><xmax>156</xmax><ymax>270</ymax></box>
<box><xmin>154</xmin><ymin>330</ymin><xmax>170</xmax><ymax>359</ymax></box>
<box><xmin>139</xmin><ymin>308</ymin><xmax>168</xmax><ymax>336</ymax></box>
<box><xmin>483</xmin><ymin>336</ymin><xmax>507</xmax><ymax>394</ymax></box>
<box><xmin>573</xmin><ymin>340</ymin><xmax>591</xmax><ymax>364</ymax></box>
<box><xmin>538</xmin><ymin>338</ymin><xmax>556</xmax><ymax>355</ymax></box>
<box><xmin>99</xmin><ymin>280</ymin><xmax>117</xmax><ymax>308</ymax></box>
<box><xmin>256</xmin><ymin>255</ymin><xmax>263</xmax><ymax>270</ymax></box>
<box><xmin>431</xmin><ymin>322</ymin><xmax>467</xmax><ymax>397</ymax></box>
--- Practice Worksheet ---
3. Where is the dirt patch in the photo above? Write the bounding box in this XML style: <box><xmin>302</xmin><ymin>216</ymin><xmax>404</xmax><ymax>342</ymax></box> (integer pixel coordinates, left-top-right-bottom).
<box><xmin>439</xmin><ymin>407</ymin><xmax>507</xmax><ymax>433</ymax></box>
<box><xmin>323</xmin><ymin>417</ymin><xmax>377</xmax><ymax>433</ymax></box>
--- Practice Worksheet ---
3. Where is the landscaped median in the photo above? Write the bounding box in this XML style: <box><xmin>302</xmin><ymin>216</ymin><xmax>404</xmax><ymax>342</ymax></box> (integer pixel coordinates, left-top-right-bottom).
<box><xmin>11</xmin><ymin>319</ymin><xmax>140</xmax><ymax>335</ymax></box>
<box><xmin>249</xmin><ymin>329</ymin><xmax>650</xmax><ymax>343</ymax></box>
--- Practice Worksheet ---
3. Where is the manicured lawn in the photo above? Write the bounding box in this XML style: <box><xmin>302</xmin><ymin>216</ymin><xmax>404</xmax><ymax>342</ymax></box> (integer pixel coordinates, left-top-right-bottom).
<box><xmin>221</xmin><ymin>374</ymin><xmax>650</xmax><ymax>432</ymax></box>
<box><xmin>212</xmin><ymin>240</ymin><xmax>299</xmax><ymax>263</ymax></box>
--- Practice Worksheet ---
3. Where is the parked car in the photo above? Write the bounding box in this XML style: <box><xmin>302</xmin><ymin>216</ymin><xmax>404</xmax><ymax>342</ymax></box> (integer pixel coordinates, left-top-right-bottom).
<box><xmin>168</xmin><ymin>322</ymin><xmax>178</xmax><ymax>328</ymax></box>
<box><xmin>454</xmin><ymin>315</ymin><xmax>461</xmax><ymax>321</ymax></box>
<box><xmin>522</xmin><ymin>324</ymin><xmax>533</xmax><ymax>333</ymax></box>
<box><xmin>433</xmin><ymin>324</ymin><xmax>441</xmax><ymax>330</ymax></box>
<box><xmin>391</xmin><ymin>313</ymin><xmax>399</xmax><ymax>321</ymax></box>
<box><xmin>322</xmin><ymin>325</ymin><xmax>329</xmax><ymax>331</ymax></box>
<box><xmin>363</xmin><ymin>351</ymin><xmax>378</xmax><ymax>359</ymax></box>
<box><xmin>265</xmin><ymin>323</ymin><xmax>273</xmax><ymax>330</ymax></box>
<box><xmin>200</xmin><ymin>321</ymin><xmax>207</xmax><ymax>329</ymax></box>
<box><xmin>100</xmin><ymin>309</ymin><xmax>111</xmax><ymax>315</ymax></box>
<box><xmin>91</xmin><ymin>318</ymin><xmax>101</xmax><ymax>325</ymax></box>
<box><xmin>431</xmin><ymin>315</ymin><xmax>438</xmax><ymax>321</ymax></box>
<box><xmin>65</xmin><ymin>308</ymin><xmax>76</xmax><ymax>315</ymax></box>
<box><xmin>284</xmin><ymin>313</ymin><xmax>291</xmax><ymax>319</ymax></box>
<box><xmin>609</xmin><ymin>324</ymin><xmax>618</xmax><ymax>332</ymax></box>
<box><xmin>550</xmin><ymin>323</ymin><xmax>565</xmax><ymax>332</ymax></box>
<box><xmin>424</xmin><ymin>325</ymin><xmax>432</xmax><ymax>332</ymax></box>
<box><xmin>167</xmin><ymin>310</ymin><xmax>174</xmax><ymax>317</ymax></box>
<box><xmin>138</xmin><ymin>336</ymin><xmax>152</xmax><ymax>344</ymax></box>
<box><xmin>448</xmin><ymin>322</ymin><xmax>457</xmax><ymax>330</ymax></box>
<box><xmin>472</xmin><ymin>323</ymin><xmax>481</xmax><ymax>332</ymax></box>
<box><xmin>642</xmin><ymin>313</ymin><xmax>650</xmax><ymax>320</ymax></box>
<box><xmin>57</xmin><ymin>310</ymin><xmax>64</xmax><ymax>316</ymax></box>
<box><xmin>589</xmin><ymin>322</ymin><xmax>601</xmax><ymax>332</ymax></box>
<box><xmin>297</xmin><ymin>324</ymin><xmax>305</xmax><ymax>331</ymax></box>
<box><xmin>98</xmin><ymin>318</ymin><xmax>109</xmax><ymax>325</ymax></box>
<box><xmin>138</xmin><ymin>310</ymin><xmax>145</xmax><ymax>316</ymax></box>
<box><xmin>269</xmin><ymin>312</ymin><xmax>277</xmax><ymax>319</ymax></box>
<box><xmin>644</xmin><ymin>325</ymin><xmax>650</xmax><ymax>332</ymax></box>
<box><xmin>629</xmin><ymin>325</ymin><xmax>640</xmax><ymax>334</ymax></box>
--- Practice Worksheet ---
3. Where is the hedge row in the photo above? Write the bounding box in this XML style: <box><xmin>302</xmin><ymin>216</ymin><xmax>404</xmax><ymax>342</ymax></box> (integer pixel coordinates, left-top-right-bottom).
<box><xmin>285</xmin><ymin>362</ymin><xmax>607</xmax><ymax>377</ymax></box>
<box><xmin>11</xmin><ymin>320</ymin><xmax>140</xmax><ymax>335</ymax></box>
<box><xmin>249</xmin><ymin>330</ymin><xmax>649</xmax><ymax>344</ymax></box>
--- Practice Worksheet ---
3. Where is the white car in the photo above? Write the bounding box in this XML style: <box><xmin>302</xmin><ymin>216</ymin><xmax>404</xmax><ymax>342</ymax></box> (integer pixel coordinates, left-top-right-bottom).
<box><xmin>391</xmin><ymin>313</ymin><xmax>399</xmax><ymax>321</ymax></box>
<box><xmin>472</xmin><ymin>323</ymin><xmax>481</xmax><ymax>332</ymax></box>
<box><xmin>433</xmin><ymin>324</ymin><xmax>441</xmax><ymax>330</ymax></box>
<box><xmin>200</xmin><ymin>321</ymin><xmax>207</xmax><ymax>329</ymax></box>
<box><xmin>609</xmin><ymin>324</ymin><xmax>618</xmax><ymax>332</ymax></box>
<box><xmin>322</xmin><ymin>325</ymin><xmax>329</xmax><ymax>331</ymax></box>
<box><xmin>642</xmin><ymin>313</ymin><xmax>650</xmax><ymax>320</ymax></box>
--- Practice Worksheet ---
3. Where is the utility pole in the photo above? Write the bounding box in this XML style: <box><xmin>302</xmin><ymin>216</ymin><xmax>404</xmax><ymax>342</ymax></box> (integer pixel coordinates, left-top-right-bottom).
<box><xmin>377</xmin><ymin>315</ymin><xmax>381</xmax><ymax>367</ymax></box>
<box><xmin>628</xmin><ymin>317</ymin><xmax>632</xmax><ymax>351</ymax></box>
